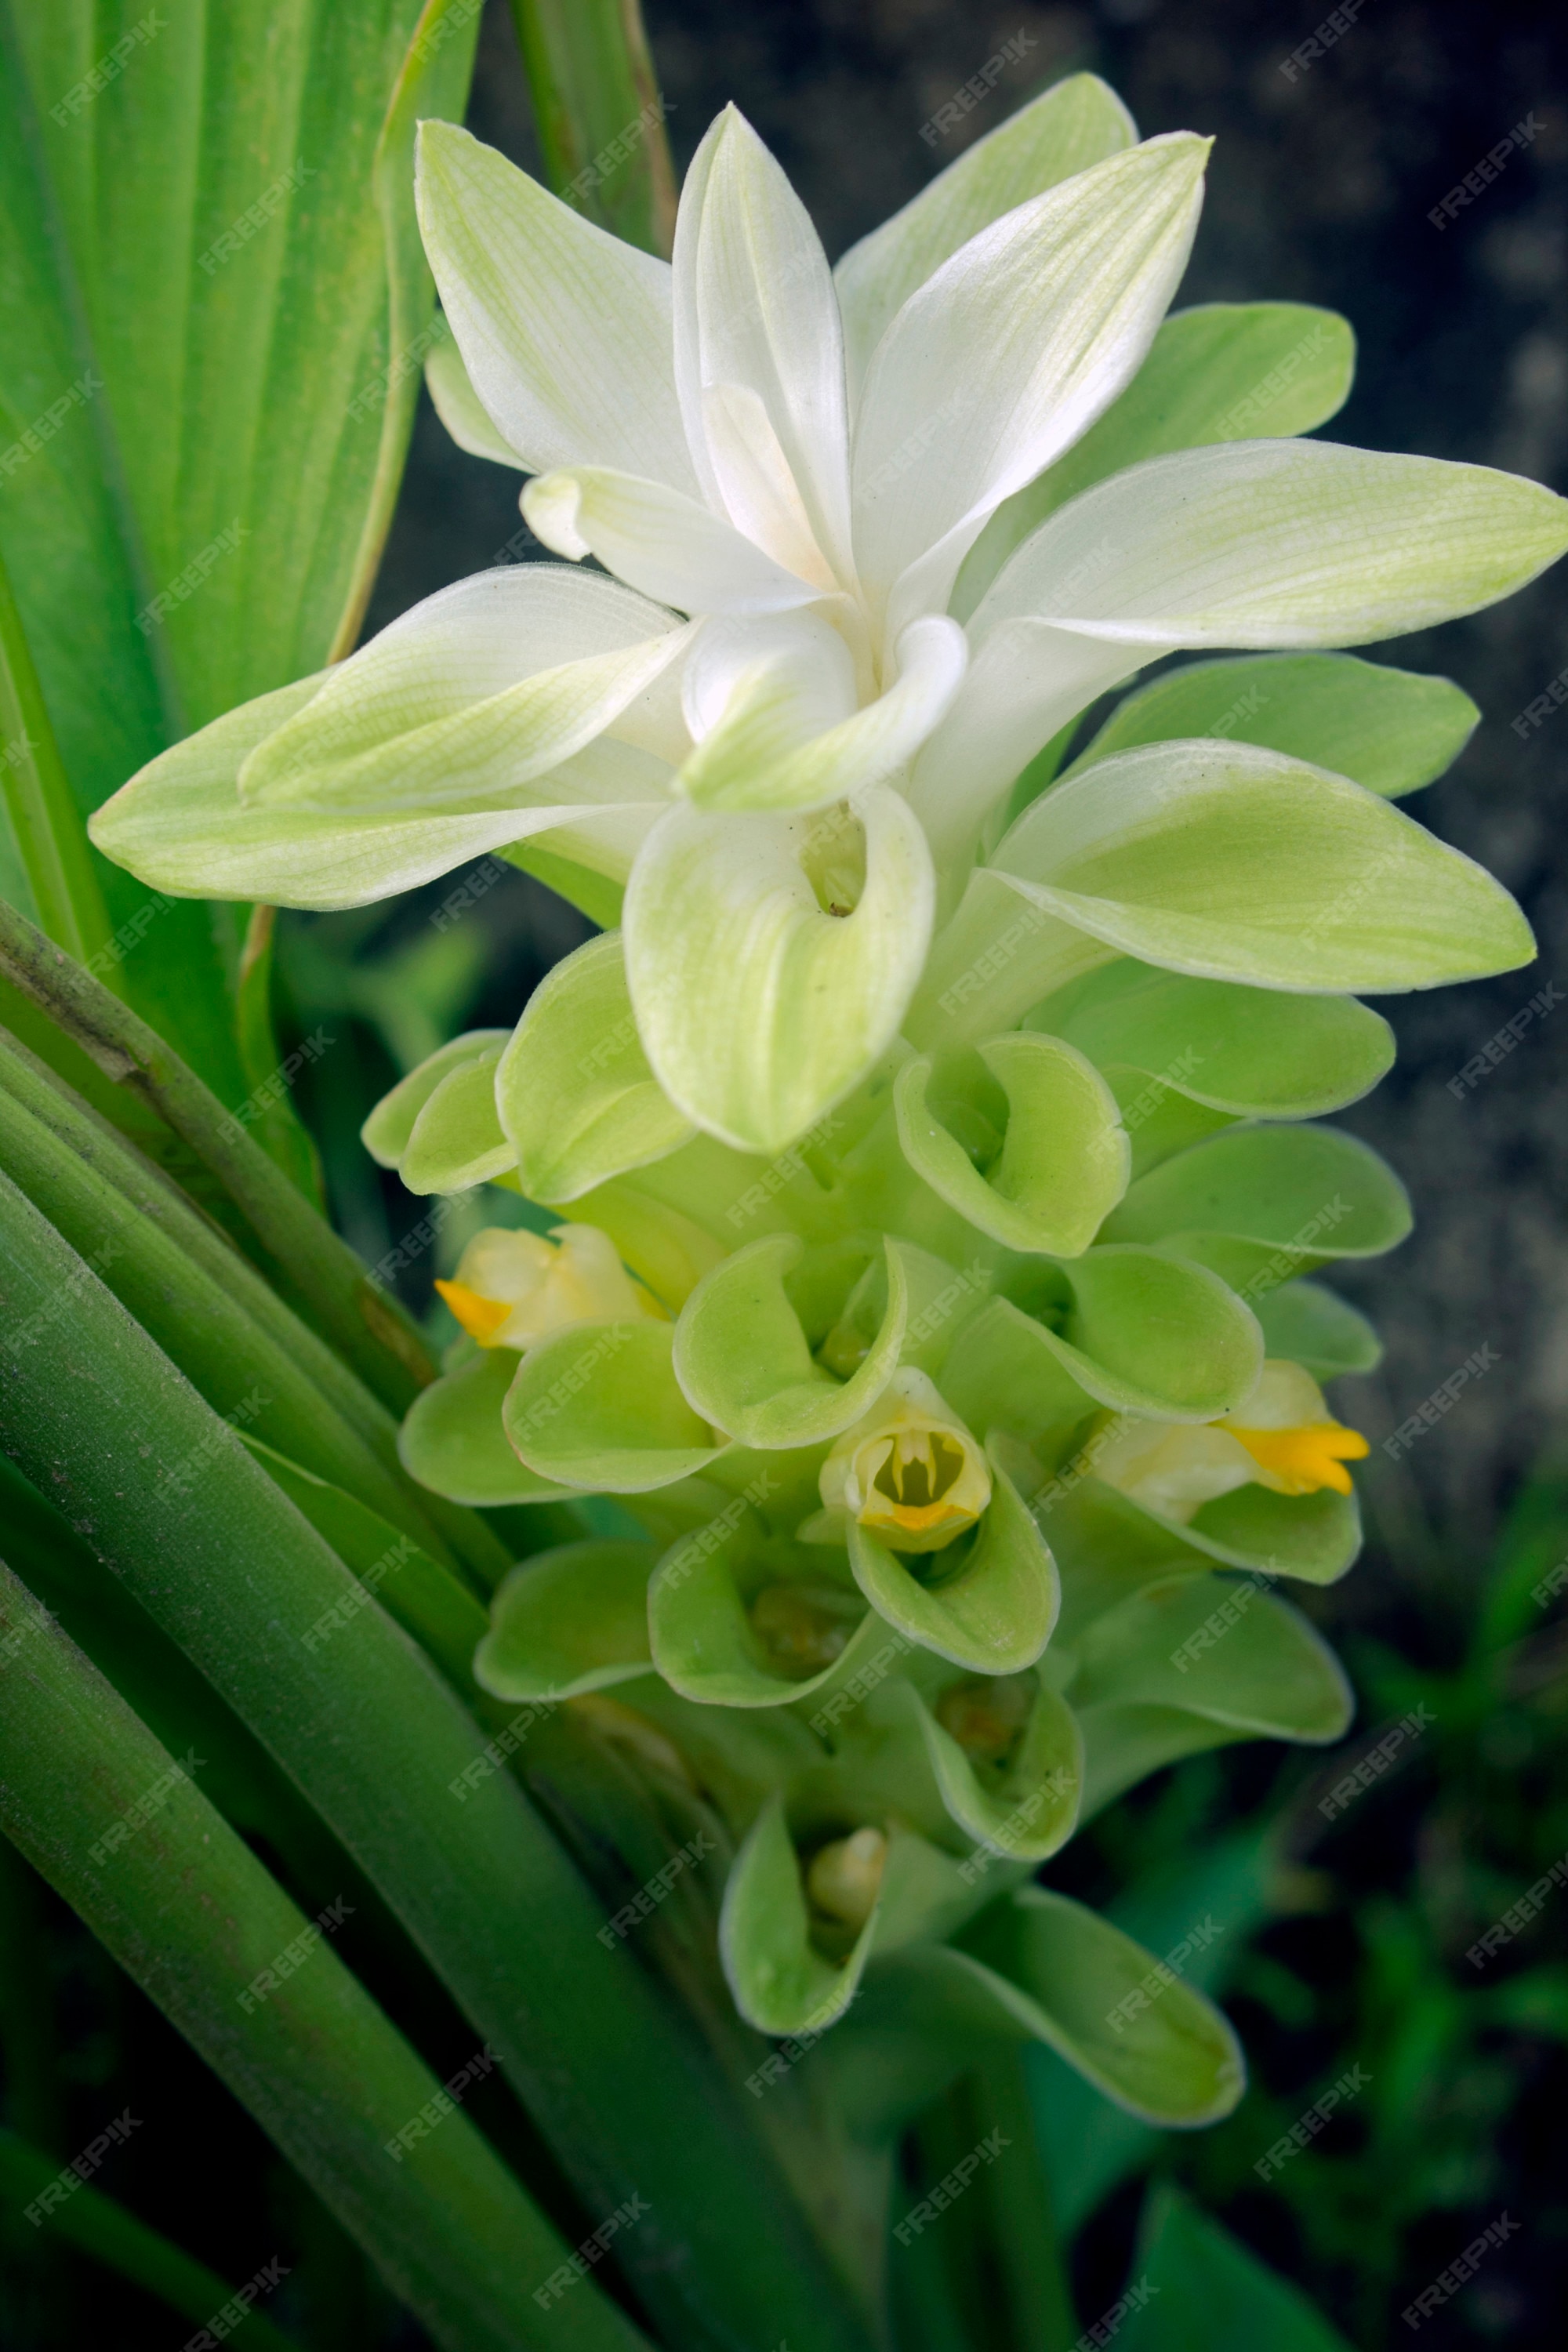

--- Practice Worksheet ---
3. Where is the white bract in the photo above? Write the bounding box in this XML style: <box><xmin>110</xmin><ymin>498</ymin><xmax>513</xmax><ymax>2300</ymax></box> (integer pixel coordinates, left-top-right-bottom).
<box><xmin>93</xmin><ymin>77</ymin><xmax>1568</xmax><ymax>1151</ymax></box>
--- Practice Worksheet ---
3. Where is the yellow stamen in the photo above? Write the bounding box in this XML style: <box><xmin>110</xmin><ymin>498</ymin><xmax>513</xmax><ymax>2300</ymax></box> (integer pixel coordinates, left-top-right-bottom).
<box><xmin>1228</xmin><ymin>1421</ymin><xmax>1370</xmax><ymax>1497</ymax></box>
<box><xmin>863</xmin><ymin>1428</ymin><xmax>981</xmax><ymax>1541</ymax></box>
<box><xmin>434</xmin><ymin>1278</ymin><xmax>514</xmax><ymax>1345</ymax></box>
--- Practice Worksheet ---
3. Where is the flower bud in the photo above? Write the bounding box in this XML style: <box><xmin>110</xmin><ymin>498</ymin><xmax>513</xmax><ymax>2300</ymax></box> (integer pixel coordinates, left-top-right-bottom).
<box><xmin>435</xmin><ymin>1223</ymin><xmax>659</xmax><ymax>1350</ymax></box>
<box><xmin>806</xmin><ymin>1828</ymin><xmax>887</xmax><ymax>1930</ymax></box>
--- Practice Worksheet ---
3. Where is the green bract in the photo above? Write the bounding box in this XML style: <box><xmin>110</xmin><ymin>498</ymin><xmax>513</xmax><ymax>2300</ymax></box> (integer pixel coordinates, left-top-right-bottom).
<box><xmin>89</xmin><ymin>68</ymin><xmax>1566</xmax><ymax>2148</ymax></box>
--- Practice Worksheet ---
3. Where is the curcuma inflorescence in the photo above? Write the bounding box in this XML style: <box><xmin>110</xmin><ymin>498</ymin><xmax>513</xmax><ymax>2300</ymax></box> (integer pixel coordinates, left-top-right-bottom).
<box><xmin>92</xmin><ymin>72</ymin><xmax>1568</xmax><ymax>2134</ymax></box>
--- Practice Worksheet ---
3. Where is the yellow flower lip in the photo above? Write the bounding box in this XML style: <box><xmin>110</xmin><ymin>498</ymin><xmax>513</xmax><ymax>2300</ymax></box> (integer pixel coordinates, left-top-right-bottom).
<box><xmin>1226</xmin><ymin>1420</ymin><xmax>1370</xmax><ymax>1498</ymax></box>
<box><xmin>434</xmin><ymin>1278</ymin><xmax>515</xmax><ymax>1345</ymax></box>
<box><xmin>855</xmin><ymin>1426</ymin><xmax>989</xmax><ymax>1547</ymax></box>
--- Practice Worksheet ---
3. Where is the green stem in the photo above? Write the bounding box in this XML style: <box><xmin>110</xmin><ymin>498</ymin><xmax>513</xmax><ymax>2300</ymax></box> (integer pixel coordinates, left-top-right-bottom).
<box><xmin>0</xmin><ymin>897</ymin><xmax>434</xmax><ymax>1411</ymax></box>
<box><xmin>969</xmin><ymin>2047</ymin><xmax>1076</xmax><ymax>2352</ymax></box>
<box><xmin>0</xmin><ymin>1174</ymin><xmax>873</xmax><ymax>2352</ymax></box>
<box><xmin>0</xmin><ymin>1563</ymin><xmax>646</xmax><ymax>2352</ymax></box>
<box><xmin>0</xmin><ymin>541</ymin><xmax>116</xmax><ymax>974</ymax></box>
<box><xmin>0</xmin><ymin>2127</ymin><xmax>301</xmax><ymax>2349</ymax></box>
<box><xmin>510</xmin><ymin>0</ymin><xmax>678</xmax><ymax>258</ymax></box>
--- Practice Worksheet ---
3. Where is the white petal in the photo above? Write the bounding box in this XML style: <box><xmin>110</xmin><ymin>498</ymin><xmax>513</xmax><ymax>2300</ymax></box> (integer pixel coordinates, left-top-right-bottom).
<box><xmin>974</xmin><ymin>438</ymin><xmax>1568</xmax><ymax>647</ymax></box>
<box><xmin>89</xmin><ymin>678</ymin><xmax>662</xmax><ymax>911</ymax></box>
<box><xmin>523</xmin><ymin>466</ymin><xmax>825</xmax><ymax>614</ymax></box>
<box><xmin>679</xmin><ymin>614</ymin><xmax>968</xmax><ymax>812</ymax></box>
<box><xmin>673</xmin><ymin>107</ymin><xmax>853</xmax><ymax>584</ymax></box>
<box><xmin>851</xmin><ymin>133</ymin><xmax>1209</xmax><ymax>640</ymax></box>
<box><xmin>424</xmin><ymin>335</ymin><xmax>527</xmax><ymax>469</ymax></box>
<box><xmin>624</xmin><ymin>787</ymin><xmax>935</xmax><ymax>1151</ymax></box>
<box><xmin>415</xmin><ymin>122</ymin><xmax>695</xmax><ymax>490</ymax></box>
<box><xmin>238</xmin><ymin>565</ymin><xmax>693</xmax><ymax>812</ymax></box>
<box><xmin>834</xmin><ymin>74</ymin><xmax>1136</xmax><ymax>399</ymax></box>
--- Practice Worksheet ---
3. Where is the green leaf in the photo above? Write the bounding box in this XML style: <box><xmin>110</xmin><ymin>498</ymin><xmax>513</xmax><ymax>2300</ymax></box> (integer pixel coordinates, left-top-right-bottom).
<box><xmin>0</xmin><ymin>544</ymin><xmax>114</xmax><ymax>966</ymax></box>
<box><xmin>1118</xmin><ymin>2183</ymin><xmax>1358</xmax><ymax>2352</ymax></box>
<box><xmin>1007</xmin><ymin>1245</ymin><xmax>1264</xmax><ymax>1422</ymax></box>
<box><xmin>833</xmin><ymin>73</ymin><xmax>1136</xmax><ymax>394</ymax></box>
<box><xmin>399</xmin><ymin>1040</ymin><xmax>515</xmax><ymax>1192</ymax></box>
<box><xmin>504</xmin><ymin>1317</ymin><xmax>728</xmax><ymax>1490</ymax></box>
<box><xmin>1099</xmin><ymin>1122</ymin><xmax>1412</xmax><ymax>1287</ymax></box>
<box><xmin>507</xmin><ymin>0</ymin><xmax>677</xmax><ymax>256</ymax></box>
<box><xmin>0</xmin><ymin>898</ymin><xmax>435</xmax><ymax>1412</ymax></box>
<box><xmin>650</xmin><ymin>1541</ymin><xmax>879</xmax><ymax>1709</ymax></box>
<box><xmin>673</xmin><ymin>1232</ymin><xmax>912</xmax><ymax>1449</ymax></box>
<box><xmin>1065</xmin><ymin>652</ymin><xmax>1479</xmax><ymax>799</ymax></box>
<box><xmin>496</xmin><ymin>931</ymin><xmax>692</xmax><ymax>1203</ymax></box>
<box><xmin>963</xmin><ymin>1888</ymin><xmax>1245</xmax><ymax>2125</ymax></box>
<box><xmin>957</xmin><ymin>302</ymin><xmax>1357</xmax><ymax>615</ymax></box>
<box><xmin>0</xmin><ymin>0</ymin><xmax>481</xmax><ymax>1092</ymax></box>
<box><xmin>624</xmin><ymin>789</ymin><xmax>936</xmax><ymax>1154</ymax></box>
<box><xmin>895</xmin><ymin>1034</ymin><xmax>1130</xmax><ymax>1258</ymax></box>
<box><xmin>0</xmin><ymin>1559</ymin><xmax>641</xmax><ymax>2352</ymax></box>
<box><xmin>401</xmin><ymin>1349</ymin><xmax>575</xmax><ymax>1507</ymax></box>
<box><xmin>849</xmin><ymin>1447</ymin><xmax>1059</xmax><ymax>1674</ymax></box>
<box><xmin>719</xmin><ymin>1795</ymin><xmax>878</xmax><ymax>2036</ymax></box>
<box><xmin>0</xmin><ymin>1178</ymin><xmax>870</xmax><ymax>2352</ymax></box>
<box><xmin>904</xmin><ymin>1675</ymin><xmax>1082</xmax><ymax>1864</ymax></box>
<box><xmin>1036</xmin><ymin>960</ymin><xmax>1395</xmax><ymax>1121</ymax></box>
<box><xmin>989</xmin><ymin>738</ymin><xmax>1533</xmax><ymax>994</ymax></box>
<box><xmin>477</xmin><ymin>1540</ymin><xmax>657</xmax><ymax>1699</ymax></box>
